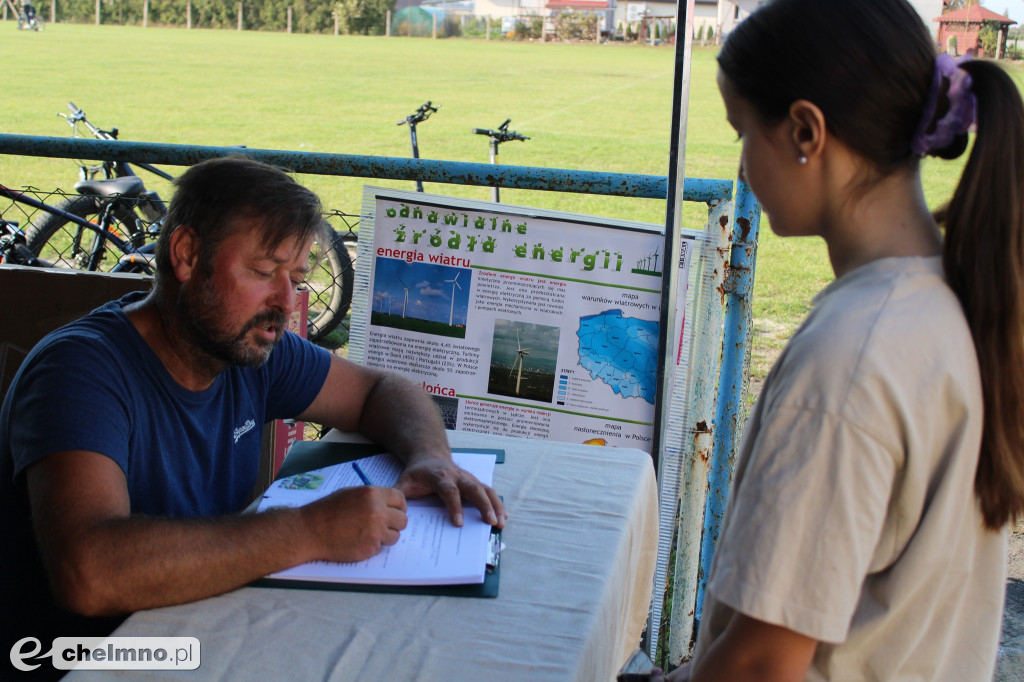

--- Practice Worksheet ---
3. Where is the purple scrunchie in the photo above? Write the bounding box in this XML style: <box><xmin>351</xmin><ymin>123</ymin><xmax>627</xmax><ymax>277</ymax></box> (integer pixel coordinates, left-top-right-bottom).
<box><xmin>911</xmin><ymin>53</ymin><xmax>977</xmax><ymax>156</ymax></box>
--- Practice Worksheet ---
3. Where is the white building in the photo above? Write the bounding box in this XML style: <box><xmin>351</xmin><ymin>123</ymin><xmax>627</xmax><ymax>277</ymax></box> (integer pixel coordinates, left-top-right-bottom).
<box><xmin>467</xmin><ymin>0</ymin><xmax>945</xmax><ymax>42</ymax></box>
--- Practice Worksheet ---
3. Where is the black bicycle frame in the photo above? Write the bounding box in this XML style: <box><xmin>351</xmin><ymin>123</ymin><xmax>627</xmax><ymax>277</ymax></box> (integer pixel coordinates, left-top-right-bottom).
<box><xmin>0</xmin><ymin>184</ymin><xmax>148</xmax><ymax>271</ymax></box>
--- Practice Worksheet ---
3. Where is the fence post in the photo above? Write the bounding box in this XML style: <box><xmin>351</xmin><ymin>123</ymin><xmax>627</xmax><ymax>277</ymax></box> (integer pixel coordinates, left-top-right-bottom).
<box><xmin>287</xmin><ymin>6</ymin><xmax>292</xmax><ymax>33</ymax></box>
<box><xmin>142</xmin><ymin>0</ymin><xmax>148</xmax><ymax>26</ymax></box>
<box><xmin>50</xmin><ymin>0</ymin><xmax>54</xmax><ymax>23</ymax></box>
<box><xmin>187</xmin><ymin>0</ymin><xmax>191</xmax><ymax>28</ymax></box>
<box><xmin>431</xmin><ymin>12</ymin><xmax>436</xmax><ymax>38</ymax></box>
<box><xmin>95</xmin><ymin>0</ymin><xmax>100</xmax><ymax>25</ymax></box>
<box><xmin>485</xmin><ymin>15</ymin><xmax>490</xmax><ymax>39</ymax></box>
<box><xmin>333</xmin><ymin>10</ymin><xmax>338</xmax><ymax>35</ymax></box>
<box><xmin>238</xmin><ymin>2</ymin><xmax>242</xmax><ymax>30</ymax></box>
<box><xmin>385</xmin><ymin>9</ymin><xmax>390</xmax><ymax>36</ymax></box>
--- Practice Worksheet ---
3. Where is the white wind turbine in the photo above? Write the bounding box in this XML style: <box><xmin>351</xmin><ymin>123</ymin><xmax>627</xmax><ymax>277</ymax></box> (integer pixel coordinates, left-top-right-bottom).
<box><xmin>397</xmin><ymin>276</ymin><xmax>410</xmax><ymax>318</ymax></box>
<box><xmin>508</xmin><ymin>330</ymin><xmax>531</xmax><ymax>395</ymax></box>
<box><xmin>444</xmin><ymin>271</ymin><xmax>462</xmax><ymax>326</ymax></box>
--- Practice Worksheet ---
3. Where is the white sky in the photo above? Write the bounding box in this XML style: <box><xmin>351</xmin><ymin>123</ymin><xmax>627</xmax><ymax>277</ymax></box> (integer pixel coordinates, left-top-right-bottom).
<box><xmin>982</xmin><ymin>0</ymin><xmax>1024</xmax><ymax>23</ymax></box>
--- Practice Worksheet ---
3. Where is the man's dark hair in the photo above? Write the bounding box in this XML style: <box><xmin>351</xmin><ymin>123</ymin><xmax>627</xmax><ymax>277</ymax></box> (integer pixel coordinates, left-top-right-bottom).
<box><xmin>154</xmin><ymin>156</ymin><xmax>327</xmax><ymax>283</ymax></box>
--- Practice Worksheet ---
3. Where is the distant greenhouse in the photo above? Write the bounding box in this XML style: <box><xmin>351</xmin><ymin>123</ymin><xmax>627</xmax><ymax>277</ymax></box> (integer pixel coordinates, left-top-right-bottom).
<box><xmin>391</xmin><ymin>6</ymin><xmax>458</xmax><ymax>36</ymax></box>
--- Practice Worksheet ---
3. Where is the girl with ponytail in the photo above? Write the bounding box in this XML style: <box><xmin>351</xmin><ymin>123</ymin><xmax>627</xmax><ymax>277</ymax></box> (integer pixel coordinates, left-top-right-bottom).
<box><xmin>657</xmin><ymin>0</ymin><xmax>1024</xmax><ymax>679</ymax></box>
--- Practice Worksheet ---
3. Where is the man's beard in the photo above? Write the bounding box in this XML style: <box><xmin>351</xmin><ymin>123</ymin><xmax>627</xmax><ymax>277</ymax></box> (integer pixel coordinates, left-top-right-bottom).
<box><xmin>176</xmin><ymin>280</ymin><xmax>287</xmax><ymax>368</ymax></box>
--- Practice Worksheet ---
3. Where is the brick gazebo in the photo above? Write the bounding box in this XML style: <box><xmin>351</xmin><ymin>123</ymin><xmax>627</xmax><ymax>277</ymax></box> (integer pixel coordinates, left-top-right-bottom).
<box><xmin>935</xmin><ymin>4</ymin><xmax>1016</xmax><ymax>58</ymax></box>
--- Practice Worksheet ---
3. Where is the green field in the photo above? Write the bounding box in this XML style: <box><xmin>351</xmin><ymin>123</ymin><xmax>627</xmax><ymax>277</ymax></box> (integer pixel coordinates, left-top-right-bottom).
<box><xmin>2</xmin><ymin>22</ymin><xmax>1001</xmax><ymax>391</ymax></box>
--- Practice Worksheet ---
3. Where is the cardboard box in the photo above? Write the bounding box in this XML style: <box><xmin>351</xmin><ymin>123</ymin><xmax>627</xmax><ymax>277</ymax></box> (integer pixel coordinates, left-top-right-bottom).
<box><xmin>0</xmin><ymin>265</ymin><xmax>152</xmax><ymax>403</ymax></box>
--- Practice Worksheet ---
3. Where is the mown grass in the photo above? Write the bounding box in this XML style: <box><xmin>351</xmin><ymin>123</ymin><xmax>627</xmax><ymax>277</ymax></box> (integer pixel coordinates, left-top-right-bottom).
<box><xmin>2</xmin><ymin>23</ymin><xmax>1011</xmax><ymax>392</ymax></box>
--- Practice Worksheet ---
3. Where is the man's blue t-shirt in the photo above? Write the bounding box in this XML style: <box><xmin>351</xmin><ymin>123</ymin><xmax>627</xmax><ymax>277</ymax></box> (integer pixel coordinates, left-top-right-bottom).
<box><xmin>0</xmin><ymin>292</ymin><xmax>332</xmax><ymax>649</ymax></box>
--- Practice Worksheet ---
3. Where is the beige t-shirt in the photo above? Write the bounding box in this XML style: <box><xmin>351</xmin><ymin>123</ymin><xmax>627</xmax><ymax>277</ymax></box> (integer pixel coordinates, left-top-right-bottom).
<box><xmin>693</xmin><ymin>256</ymin><xmax>1006</xmax><ymax>680</ymax></box>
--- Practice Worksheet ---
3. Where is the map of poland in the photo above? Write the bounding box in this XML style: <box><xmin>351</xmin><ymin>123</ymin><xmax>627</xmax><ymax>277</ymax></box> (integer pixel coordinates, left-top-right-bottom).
<box><xmin>576</xmin><ymin>309</ymin><xmax>659</xmax><ymax>404</ymax></box>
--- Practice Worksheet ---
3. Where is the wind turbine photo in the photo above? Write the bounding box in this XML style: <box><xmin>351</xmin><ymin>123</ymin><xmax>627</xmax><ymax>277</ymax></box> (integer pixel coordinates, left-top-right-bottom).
<box><xmin>509</xmin><ymin>330</ymin><xmax>531</xmax><ymax>395</ymax></box>
<box><xmin>445</xmin><ymin>271</ymin><xmax>462</xmax><ymax>326</ymax></box>
<box><xmin>397</xmin><ymin>276</ymin><xmax>411</xmax><ymax>318</ymax></box>
<box><xmin>487</xmin><ymin>319</ymin><xmax>559</xmax><ymax>402</ymax></box>
<box><xmin>370</xmin><ymin>258</ymin><xmax>470</xmax><ymax>339</ymax></box>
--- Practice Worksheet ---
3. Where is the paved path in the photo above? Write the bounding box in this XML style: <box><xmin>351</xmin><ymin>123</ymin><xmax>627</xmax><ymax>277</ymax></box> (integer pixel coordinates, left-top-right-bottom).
<box><xmin>996</xmin><ymin>525</ymin><xmax>1024</xmax><ymax>681</ymax></box>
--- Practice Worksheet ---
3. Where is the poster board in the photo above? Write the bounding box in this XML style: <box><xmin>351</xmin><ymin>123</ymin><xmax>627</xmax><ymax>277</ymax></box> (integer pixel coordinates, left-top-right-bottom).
<box><xmin>348</xmin><ymin>188</ymin><xmax>701</xmax><ymax>452</ymax></box>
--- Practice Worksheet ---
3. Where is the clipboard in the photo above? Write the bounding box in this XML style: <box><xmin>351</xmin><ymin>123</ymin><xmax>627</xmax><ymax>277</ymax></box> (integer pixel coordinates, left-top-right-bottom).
<box><xmin>252</xmin><ymin>440</ymin><xmax>505</xmax><ymax>598</ymax></box>
<box><xmin>252</xmin><ymin>526</ymin><xmax>502</xmax><ymax>598</ymax></box>
<box><xmin>275</xmin><ymin>440</ymin><xmax>505</xmax><ymax>480</ymax></box>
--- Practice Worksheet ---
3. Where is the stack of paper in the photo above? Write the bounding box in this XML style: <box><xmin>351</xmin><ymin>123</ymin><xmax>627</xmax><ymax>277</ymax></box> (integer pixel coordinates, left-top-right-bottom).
<box><xmin>257</xmin><ymin>451</ymin><xmax>498</xmax><ymax>587</ymax></box>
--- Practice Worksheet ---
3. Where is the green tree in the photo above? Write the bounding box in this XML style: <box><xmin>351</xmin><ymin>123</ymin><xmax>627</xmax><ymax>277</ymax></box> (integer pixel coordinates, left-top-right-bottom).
<box><xmin>979</xmin><ymin>20</ymin><xmax>1000</xmax><ymax>56</ymax></box>
<box><xmin>335</xmin><ymin>0</ymin><xmax>393</xmax><ymax>35</ymax></box>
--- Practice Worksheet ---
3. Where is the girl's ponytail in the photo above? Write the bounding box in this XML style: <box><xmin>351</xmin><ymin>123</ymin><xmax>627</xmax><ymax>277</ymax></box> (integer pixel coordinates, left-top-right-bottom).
<box><xmin>940</xmin><ymin>59</ymin><xmax>1024</xmax><ymax>529</ymax></box>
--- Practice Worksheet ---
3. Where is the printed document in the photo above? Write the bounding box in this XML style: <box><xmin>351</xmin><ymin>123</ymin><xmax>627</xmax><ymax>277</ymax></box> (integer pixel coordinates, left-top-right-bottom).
<box><xmin>257</xmin><ymin>451</ymin><xmax>497</xmax><ymax>586</ymax></box>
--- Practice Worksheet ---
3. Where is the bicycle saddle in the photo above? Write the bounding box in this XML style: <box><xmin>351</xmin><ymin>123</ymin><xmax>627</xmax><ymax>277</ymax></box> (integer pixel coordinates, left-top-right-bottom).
<box><xmin>74</xmin><ymin>176</ymin><xmax>145</xmax><ymax>199</ymax></box>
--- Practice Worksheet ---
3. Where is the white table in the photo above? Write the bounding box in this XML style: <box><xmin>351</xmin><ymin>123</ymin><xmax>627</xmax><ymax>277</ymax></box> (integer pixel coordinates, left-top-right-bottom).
<box><xmin>70</xmin><ymin>431</ymin><xmax>658</xmax><ymax>682</ymax></box>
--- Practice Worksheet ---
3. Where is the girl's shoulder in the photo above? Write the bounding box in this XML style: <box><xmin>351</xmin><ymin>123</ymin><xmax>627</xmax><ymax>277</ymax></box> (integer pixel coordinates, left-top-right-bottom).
<box><xmin>766</xmin><ymin>256</ymin><xmax>978</xmax><ymax>426</ymax></box>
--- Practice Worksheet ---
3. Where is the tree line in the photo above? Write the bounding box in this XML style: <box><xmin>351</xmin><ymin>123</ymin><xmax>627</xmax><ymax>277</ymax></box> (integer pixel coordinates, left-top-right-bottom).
<box><xmin>43</xmin><ymin>0</ymin><xmax>395</xmax><ymax>33</ymax></box>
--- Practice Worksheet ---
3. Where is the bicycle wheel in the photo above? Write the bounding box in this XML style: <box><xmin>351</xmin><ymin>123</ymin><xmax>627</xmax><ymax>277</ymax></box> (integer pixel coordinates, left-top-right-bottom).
<box><xmin>32</xmin><ymin>15</ymin><xmax>44</xmax><ymax>30</ymax></box>
<box><xmin>305</xmin><ymin>229</ymin><xmax>354</xmax><ymax>348</ymax></box>
<box><xmin>25</xmin><ymin>195</ymin><xmax>144</xmax><ymax>272</ymax></box>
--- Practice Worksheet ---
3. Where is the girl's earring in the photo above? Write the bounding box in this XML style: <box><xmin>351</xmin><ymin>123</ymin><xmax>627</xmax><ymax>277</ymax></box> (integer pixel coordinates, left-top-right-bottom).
<box><xmin>798</xmin><ymin>156</ymin><xmax>808</xmax><ymax>165</ymax></box>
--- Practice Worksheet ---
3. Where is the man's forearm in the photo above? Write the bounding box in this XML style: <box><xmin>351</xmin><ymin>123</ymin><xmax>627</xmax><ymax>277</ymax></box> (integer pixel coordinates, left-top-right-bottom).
<box><xmin>41</xmin><ymin>506</ymin><xmax>312</xmax><ymax>616</ymax></box>
<box><xmin>357</xmin><ymin>373</ymin><xmax>450</xmax><ymax>464</ymax></box>
<box><xmin>36</xmin><ymin>482</ymin><xmax>407</xmax><ymax>617</ymax></box>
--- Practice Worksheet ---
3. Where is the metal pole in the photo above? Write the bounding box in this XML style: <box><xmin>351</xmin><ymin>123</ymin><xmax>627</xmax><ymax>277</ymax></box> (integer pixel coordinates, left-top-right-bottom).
<box><xmin>0</xmin><ymin>134</ymin><xmax>735</xmax><ymax>201</ymax></box>
<box><xmin>651</xmin><ymin>0</ymin><xmax>694</xmax><ymax>504</ymax></box>
<box><xmin>647</xmin><ymin>0</ymin><xmax>695</xmax><ymax>659</ymax></box>
<box><xmin>490</xmin><ymin>139</ymin><xmax>499</xmax><ymax>203</ymax></box>
<box><xmin>409</xmin><ymin>124</ymin><xmax>424</xmax><ymax>193</ymax></box>
<box><xmin>694</xmin><ymin>180</ymin><xmax>760</xmax><ymax>628</ymax></box>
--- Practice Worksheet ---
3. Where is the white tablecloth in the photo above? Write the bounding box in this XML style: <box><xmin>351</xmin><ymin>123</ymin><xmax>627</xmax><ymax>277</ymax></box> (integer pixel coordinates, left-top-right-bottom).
<box><xmin>69</xmin><ymin>431</ymin><xmax>658</xmax><ymax>682</ymax></box>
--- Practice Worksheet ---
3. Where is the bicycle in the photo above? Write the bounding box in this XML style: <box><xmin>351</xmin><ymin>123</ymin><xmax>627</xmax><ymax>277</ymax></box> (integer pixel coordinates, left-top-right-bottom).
<box><xmin>1</xmin><ymin>184</ymin><xmax>152</xmax><ymax>274</ymax></box>
<box><xmin>16</xmin><ymin>1</ymin><xmax>44</xmax><ymax>30</ymax></box>
<box><xmin>23</xmin><ymin>103</ymin><xmax>355</xmax><ymax>346</ymax></box>
<box><xmin>397</xmin><ymin>102</ymin><xmax>439</xmax><ymax>193</ymax></box>
<box><xmin>472</xmin><ymin>118</ymin><xmax>529</xmax><ymax>203</ymax></box>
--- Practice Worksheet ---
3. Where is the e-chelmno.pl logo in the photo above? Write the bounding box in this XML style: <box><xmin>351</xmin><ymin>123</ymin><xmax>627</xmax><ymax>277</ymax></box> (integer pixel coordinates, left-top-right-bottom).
<box><xmin>10</xmin><ymin>637</ymin><xmax>200</xmax><ymax>672</ymax></box>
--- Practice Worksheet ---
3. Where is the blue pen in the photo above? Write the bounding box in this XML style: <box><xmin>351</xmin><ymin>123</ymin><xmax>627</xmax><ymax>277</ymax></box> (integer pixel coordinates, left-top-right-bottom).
<box><xmin>352</xmin><ymin>461</ymin><xmax>373</xmax><ymax>486</ymax></box>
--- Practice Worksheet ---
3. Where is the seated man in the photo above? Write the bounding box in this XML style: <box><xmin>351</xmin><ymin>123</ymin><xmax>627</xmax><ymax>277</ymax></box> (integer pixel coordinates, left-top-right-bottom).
<box><xmin>1</xmin><ymin>157</ymin><xmax>506</xmax><ymax>664</ymax></box>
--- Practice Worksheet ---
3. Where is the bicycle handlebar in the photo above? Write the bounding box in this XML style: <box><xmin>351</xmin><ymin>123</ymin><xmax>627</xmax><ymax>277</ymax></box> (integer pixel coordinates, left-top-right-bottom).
<box><xmin>398</xmin><ymin>101</ymin><xmax>440</xmax><ymax>126</ymax></box>
<box><xmin>472</xmin><ymin>119</ymin><xmax>530</xmax><ymax>144</ymax></box>
<box><xmin>60</xmin><ymin>101</ymin><xmax>116</xmax><ymax>140</ymax></box>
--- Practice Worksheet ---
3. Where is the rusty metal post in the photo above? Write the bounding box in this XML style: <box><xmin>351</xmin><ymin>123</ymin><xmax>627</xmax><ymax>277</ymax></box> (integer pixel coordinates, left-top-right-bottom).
<box><xmin>693</xmin><ymin>180</ymin><xmax>761</xmax><ymax>627</ymax></box>
<box><xmin>663</xmin><ymin>199</ymin><xmax>731</xmax><ymax>668</ymax></box>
